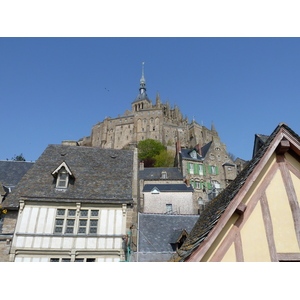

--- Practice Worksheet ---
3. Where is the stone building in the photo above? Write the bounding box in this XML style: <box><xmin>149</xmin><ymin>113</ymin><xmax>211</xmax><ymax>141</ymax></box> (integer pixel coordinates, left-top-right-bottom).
<box><xmin>175</xmin><ymin>133</ymin><xmax>237</xmax><ymax>213</ymax></box>
<box><xmin>1</xmin><ymin>144</ymin><xmax>139</xmax><ymax>262</ymax></box>
<box><xmin>78</xmin><ymin>63</ymin><xmax>225</xmax><ymax>152</ymax></box>
<box><xmin>0</xmin><ymin>160</ymin><xmax>34</xmax><ymax>262</ymax></box>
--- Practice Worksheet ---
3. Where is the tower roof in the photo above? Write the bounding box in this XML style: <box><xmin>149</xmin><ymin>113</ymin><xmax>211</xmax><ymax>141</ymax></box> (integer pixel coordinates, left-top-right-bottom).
<box><xmin>132</xmin><ymin>62</ymin><xmax>150</xmax><ymax>103</ymax></box>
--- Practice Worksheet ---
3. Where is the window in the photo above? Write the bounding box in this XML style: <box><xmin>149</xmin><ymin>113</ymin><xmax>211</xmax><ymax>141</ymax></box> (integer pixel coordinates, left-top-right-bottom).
<box><xmin>208</xmin><ymin>165</ymin><xmax>219</xmax><ymax>175</ymax></box>
<box><xmin>54</xmin><ymin>208</ymin><xmax>99</xmax><ymax>235</ymax></box>
<box><xmin>166</xmin><ymin>204</ymin><xmax>173</xmax><ymax>214</ymax></box>
<box><xmin>199</xmin><ymin>164</ymin><xmax>204</xmax><ymax>175</ymax></box>
<box><xmin>161</xmin><ymin>171</ymin><xmax>167</xmax><ymax>179</ymax></box>
<box><xmin>195</xmin><ymin>180</ymin><xmax>201</xmax><ymax>189</ymax></box>
<box><xmin>56</xmin><ymin>168</ymin><xmax>69</xmax><ymax>188</ymax></box>
<box><xmin>52</xmin><ymin>162</ymin><xmax>73</xmax><ymax>190</ymax></box>
<box><xmin>50</xmin><ymin>258</ymin><xmax>95</xmax><ymax>262</ymax></box>
<box><xmin>188</xmin><ymin>163</ymin><xmax>194</xmax><ymax>174</ymax></box>
<box><xmin>190</xmin><ymin>150</ymin><xmax>197</xmax><ymax>159</ymax></box>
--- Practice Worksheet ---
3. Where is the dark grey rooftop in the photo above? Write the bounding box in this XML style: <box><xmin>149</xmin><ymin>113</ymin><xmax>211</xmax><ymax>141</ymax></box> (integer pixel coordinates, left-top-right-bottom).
<box><xmin>142</xmin><ymin>184</ymin><xmax>193</xmax><ymax>193</ymax></box>
<box><xmin>138</xmin><ymin>213</ymin><xmax>199</xmax><ymax>253</ymax></box>
<box><xmin>3</xmin><ymin>145</ymin><xmax>134</xmax><ymax>208</ymax></box>
<box><xmin>0</xmin><ymin>161</ymin><xmax>34</xmax><ymax>190</ymax></box>
<box><xmin>139</xmin><ymin>167</ymin><xmax>183</xmax><ymax>180</ymax></box>
<box><xmin>180</xmin><ymin>142</ymin><xmax>213</xmax><ymax>161</ymax></box>
<box><xmin>132</xmin><ymin>92</ymin><xmax>150</xmax><ymax>103</ymax></box>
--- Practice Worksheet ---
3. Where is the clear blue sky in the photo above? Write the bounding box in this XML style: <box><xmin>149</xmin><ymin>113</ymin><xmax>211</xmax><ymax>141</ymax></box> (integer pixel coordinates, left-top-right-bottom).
<box><xmin>1</xmin><ymin>37</ymin><xmax>300</xmax><ymax>162</ymax></box>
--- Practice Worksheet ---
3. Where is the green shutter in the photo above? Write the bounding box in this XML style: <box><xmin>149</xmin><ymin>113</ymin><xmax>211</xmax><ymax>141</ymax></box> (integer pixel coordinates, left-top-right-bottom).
<box><xmin>207</xmin><ymin>182</ymin><xmax>212</xmax><ymax>190</ymax></box>
<box><xmin>216</xmin><ymin>166</ymin><xmax>219</xmax><ymax>175</ymax></box>
<box><xmin>194</xmin><ymin>164</ymin><xmax>198</xmax><ymax>175</ymax></box>
<box><xmin>208</xmin><ymin>165</ymin><xmax>212</xmax><ymax>174</ymax></box>
<box><xmin>187</xmin><ymin>163</ymin><xmax>190</xmax><ymax>174</ymax></box>
<box><xmin>203</xmin><ymin>165</ymin><xmax>206</xmax><ymax>175</ymax></box>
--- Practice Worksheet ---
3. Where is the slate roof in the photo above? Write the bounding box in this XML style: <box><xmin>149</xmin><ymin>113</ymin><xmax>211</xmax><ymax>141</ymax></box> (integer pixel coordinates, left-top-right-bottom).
<box><xmin>180</xmin><ymin>141</ymin><xmax>212</xmax><ymax>161</ymax></box>
<box><xmin>170</xmin><ymin>123</ymin><xmax>298</xmax><ymax>262</ymax></box>
<box><xmin>139</xmin><ymin>167</ymin><xmax>183</xmax><ymax>180</ymax></box>
<box><xmin>143</xmin><ymin>184</ymin><xmax>193</xmax><ymax>193</ymax></box>
<box><xmin>137</xmin><ymin>213</ymin><xmax>199</xmax><ymax>261</ymax></box>
<box><xmin>3</xmin><ymin>145</ymin><xmax>134</xmax><ymax>208</ymax></box>
<box><xmin>0</xmin><ymin>161</ymin><xmax>34</xmax><ymax>190</ymax></box>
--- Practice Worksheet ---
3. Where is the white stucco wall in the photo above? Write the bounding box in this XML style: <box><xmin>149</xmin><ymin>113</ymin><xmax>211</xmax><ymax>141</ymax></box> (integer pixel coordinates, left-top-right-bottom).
<box><xmin>143</xmin><ymin>192</ymin><xmax>194</xmax><ymax>214</ymax></box>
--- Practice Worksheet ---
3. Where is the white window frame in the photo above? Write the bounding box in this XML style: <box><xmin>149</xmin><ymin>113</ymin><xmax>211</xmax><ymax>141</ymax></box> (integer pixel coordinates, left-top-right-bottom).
<box><xmin>54</xmin><ymin>208</ymin><xmax>100</xmax><ymax>235</ymax></box>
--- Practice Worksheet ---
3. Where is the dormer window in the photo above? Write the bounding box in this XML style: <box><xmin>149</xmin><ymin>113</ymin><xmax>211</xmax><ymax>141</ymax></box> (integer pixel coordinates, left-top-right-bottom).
<box><xmin>161</xmin><ymin>171</ymin><xmax>167</xmax><ymax>179</ymax></box>
<box><xmin>57</xmin><ymin>168</ymin><xmax>69</xmax><ymax>188</ymax></box>
<box><xmin>52</xmin><ymin>162</ymin><xmax>73</xmax><ymax>190</ymax></box>
<box><xmin>190</xmin><ymin>150</ymin><xmax>197</xmax><ymax>159</ymax></box>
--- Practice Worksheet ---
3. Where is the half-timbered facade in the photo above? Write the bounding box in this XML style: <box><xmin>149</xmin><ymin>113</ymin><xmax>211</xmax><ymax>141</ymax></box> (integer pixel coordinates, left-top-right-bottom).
<box><xmin>2</xmin><ymin>144</ymin><xmax>138</xmax><ymax>262</ymax></box>
<box><xmin>171</xmin><ymin>123</ymin><xmax>300</xmax><ymax>262</ymax></box>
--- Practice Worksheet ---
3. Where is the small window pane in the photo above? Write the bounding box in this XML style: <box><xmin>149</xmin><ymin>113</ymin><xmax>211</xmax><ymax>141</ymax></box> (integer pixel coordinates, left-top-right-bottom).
<box><xmin>80</xmin><ymin>210</ymin><xmax>88</xmax><ymax>217</ymax></box>
<box><xmin>87</xmin><ymin>258</ymin><xmax>96</xmax><ymax>262</ymax></box>
<box><xmin>50</xmin><ymin>258</ymin><xmax>59</xmax><ymax>262</ymax></box>
<box><xmin>90</xmin><ymin>220</ymin><xmax>98</xmax><ymax>226</ymax></box>
<box><xmin>67</xmin><ymin>219</ymin><xmax>75</xmax><ymax>226</ymax></box>
<box><xmin>65</xmin><ymin>227</ymin><xmax>74</xmax><ymax>233</ymax></box>
<box><xmin>75</xmin><ymin>258</ymin><xmax>84</xmax><ymax>262</ymax></box>
<box><xmin>57</xmin><ymin>209</ymin><xmax>65</xmax><ymax>216</ymax></box>
<box><xmin>54</xmin><ymin>227</ymin><xmax>62</xmax><ymax>233</ymax></box>
<box><xmin>56</xmin><ymin>219</ymin><xmax>64</xmax><ymax>226</ymax></box>
<box><xmin>61</xmin><ymin>258</ymin><xmax>71</xmax><ymax>262</ymax></box>
<box><xmin>91</xmin><ymin>210</ymin><xmax>99</xmax><ymax>217</ymax></box>
<box><xmin>78</xmin><ymin>227</ymin><xmax>86</xmax><ymax>234</ymax></box>
<box><xmin>68</xmin><ymin>209</ymin><xmax>76</xmax><ymax>216</ymax></box>
<box><xmin>79</xmin><ymin>220</ymin><xmax>87</xmax><ymax>226</ymax></box>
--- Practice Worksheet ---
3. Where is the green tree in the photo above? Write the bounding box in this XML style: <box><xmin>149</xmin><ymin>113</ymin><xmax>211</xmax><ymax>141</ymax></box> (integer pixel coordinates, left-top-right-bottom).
<box><xmin>137</xmin><ymin>139</ymin><xmax>165</xmax><ymax>167</ymax></box>
<box><xmin>154</xmin><ymin>150</ymin><xmax>175</xmax><ymax>167</ymax></box>
<box><xmin>12</xmin><ymin>153</ymin><xmax>26</xmax><ymax>161</ymax></box>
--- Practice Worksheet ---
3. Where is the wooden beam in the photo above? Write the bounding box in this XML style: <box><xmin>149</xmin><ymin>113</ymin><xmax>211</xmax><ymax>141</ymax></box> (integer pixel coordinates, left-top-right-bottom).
<box><xmin>277</xmin><ymin>154</ymin><xmax>300</xmax><ymax>249</ymax></box>
<box><xmin>234</xmin><ymin>230</ymin><xmax>244</xmax><ymax>262</ymax></box>
<box><xmin>260</xmin><ymin>192</ymin><xmax>278</xmax><ymax>262</ymax></box>
<box><xmin>277</xmin><ymin>253</ymin><xmax>300</xmax><ymax>261</ymax></box>
<box><xmin>235</xmin><ymin>202</ymin><xmax>247</xmax><ymax>215</ymax></box>
<box><xmin>276</xmin><ymin>140</ymin><xmax>290</xmax><ymax>154</ymax></box>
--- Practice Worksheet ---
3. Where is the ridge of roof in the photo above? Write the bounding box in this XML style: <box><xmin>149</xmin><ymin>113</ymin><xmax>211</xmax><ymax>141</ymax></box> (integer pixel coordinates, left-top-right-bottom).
<box><xmin>170</xmin><ymin>123</ymin><xmax>298</xmax><ymax>262</ymax></box>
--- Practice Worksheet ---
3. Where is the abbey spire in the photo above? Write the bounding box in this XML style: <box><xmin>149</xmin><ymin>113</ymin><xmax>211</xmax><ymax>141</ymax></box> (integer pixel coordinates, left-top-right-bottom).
<box><xmin>133</xmin><ymin>62</ymin><xmax>150</xmax><ymax>105</ymax></box>
<box><xmin>139</xmin><ymin>62</ymin><xmax>146</xmax><ymax>94</ymax></box>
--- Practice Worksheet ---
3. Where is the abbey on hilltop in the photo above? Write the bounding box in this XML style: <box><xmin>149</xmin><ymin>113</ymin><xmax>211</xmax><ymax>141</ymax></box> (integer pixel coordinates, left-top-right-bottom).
<box><xmin>78</xmin><ymin>63</ymin><xmax>222</xmax><ymax>151</ymax></box>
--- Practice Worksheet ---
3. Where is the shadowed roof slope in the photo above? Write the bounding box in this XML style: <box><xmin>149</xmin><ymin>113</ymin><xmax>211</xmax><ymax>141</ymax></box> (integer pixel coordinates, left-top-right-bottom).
<box><xmin>139</xmin><ymin>167</ymin><xmax>183</xmax><ymax>180</ymax></box>
<box><xmin>0</xmin><ymin>161</ymin><xmax>34</xmax><ymax>189</ymax></box>
<box><xmin>170</xmin><ymin>123</ymin><xmax>299</xmax><ymax>262</ymax></box>
<box><xmin>3</xmin><ymin>145</ymin><xmax>134</xmax><ymax>208</ymax></box>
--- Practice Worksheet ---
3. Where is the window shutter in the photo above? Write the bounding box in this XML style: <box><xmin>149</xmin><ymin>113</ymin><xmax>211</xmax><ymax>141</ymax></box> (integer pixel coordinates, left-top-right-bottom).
<box><xmin>216</xmin><ymin>166</ymin><xmax>219</xmax><ymax>175</ymax></box>
<box><xmin>208</xmin><ymin>165</ymin><xmax>212</xmax><ymax>174</ymax></box>
<box><xmin>187</xmin><ymin>163</ymin><xmax>190</xmax><ymax>174</ymax></box>
<box><xmin>208</xmin><ymin>182</ymin><xmax>212</xmax><ymax>190</ymax></box>
<box><xmin>194</xmin><ymin>164</ymin><xmax>198</xmax><ymax>175</ymax></box>
<box><xmin>203</xmin><ymin>165</ymin><xmax>206</xmax><ymax>175</ymax></box>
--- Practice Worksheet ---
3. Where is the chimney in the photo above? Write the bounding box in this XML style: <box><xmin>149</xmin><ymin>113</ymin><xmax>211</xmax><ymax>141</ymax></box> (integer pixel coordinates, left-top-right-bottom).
<box><xmin>185</xmin><ymin>178</ymin><xmax>190</xmax><ymax>187</ymax></box>
<box><xmin>176</xmin><ymin>140</ymin><xmax>181</xmax><ymax>154</ymax></box>
<box><xmin>62</xmin><ymin>141</ymin><xmax>78</xmax><ymax>146</ymax></box>
<box><xmin>195</xmin><ymin>144</ymin><xmax>202</xmax><ymax>156</ymax></box>
<box><xmin>139</xmin><ymin>161</ymin><xmax>144</xmax><ymax>171</ymax></box>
